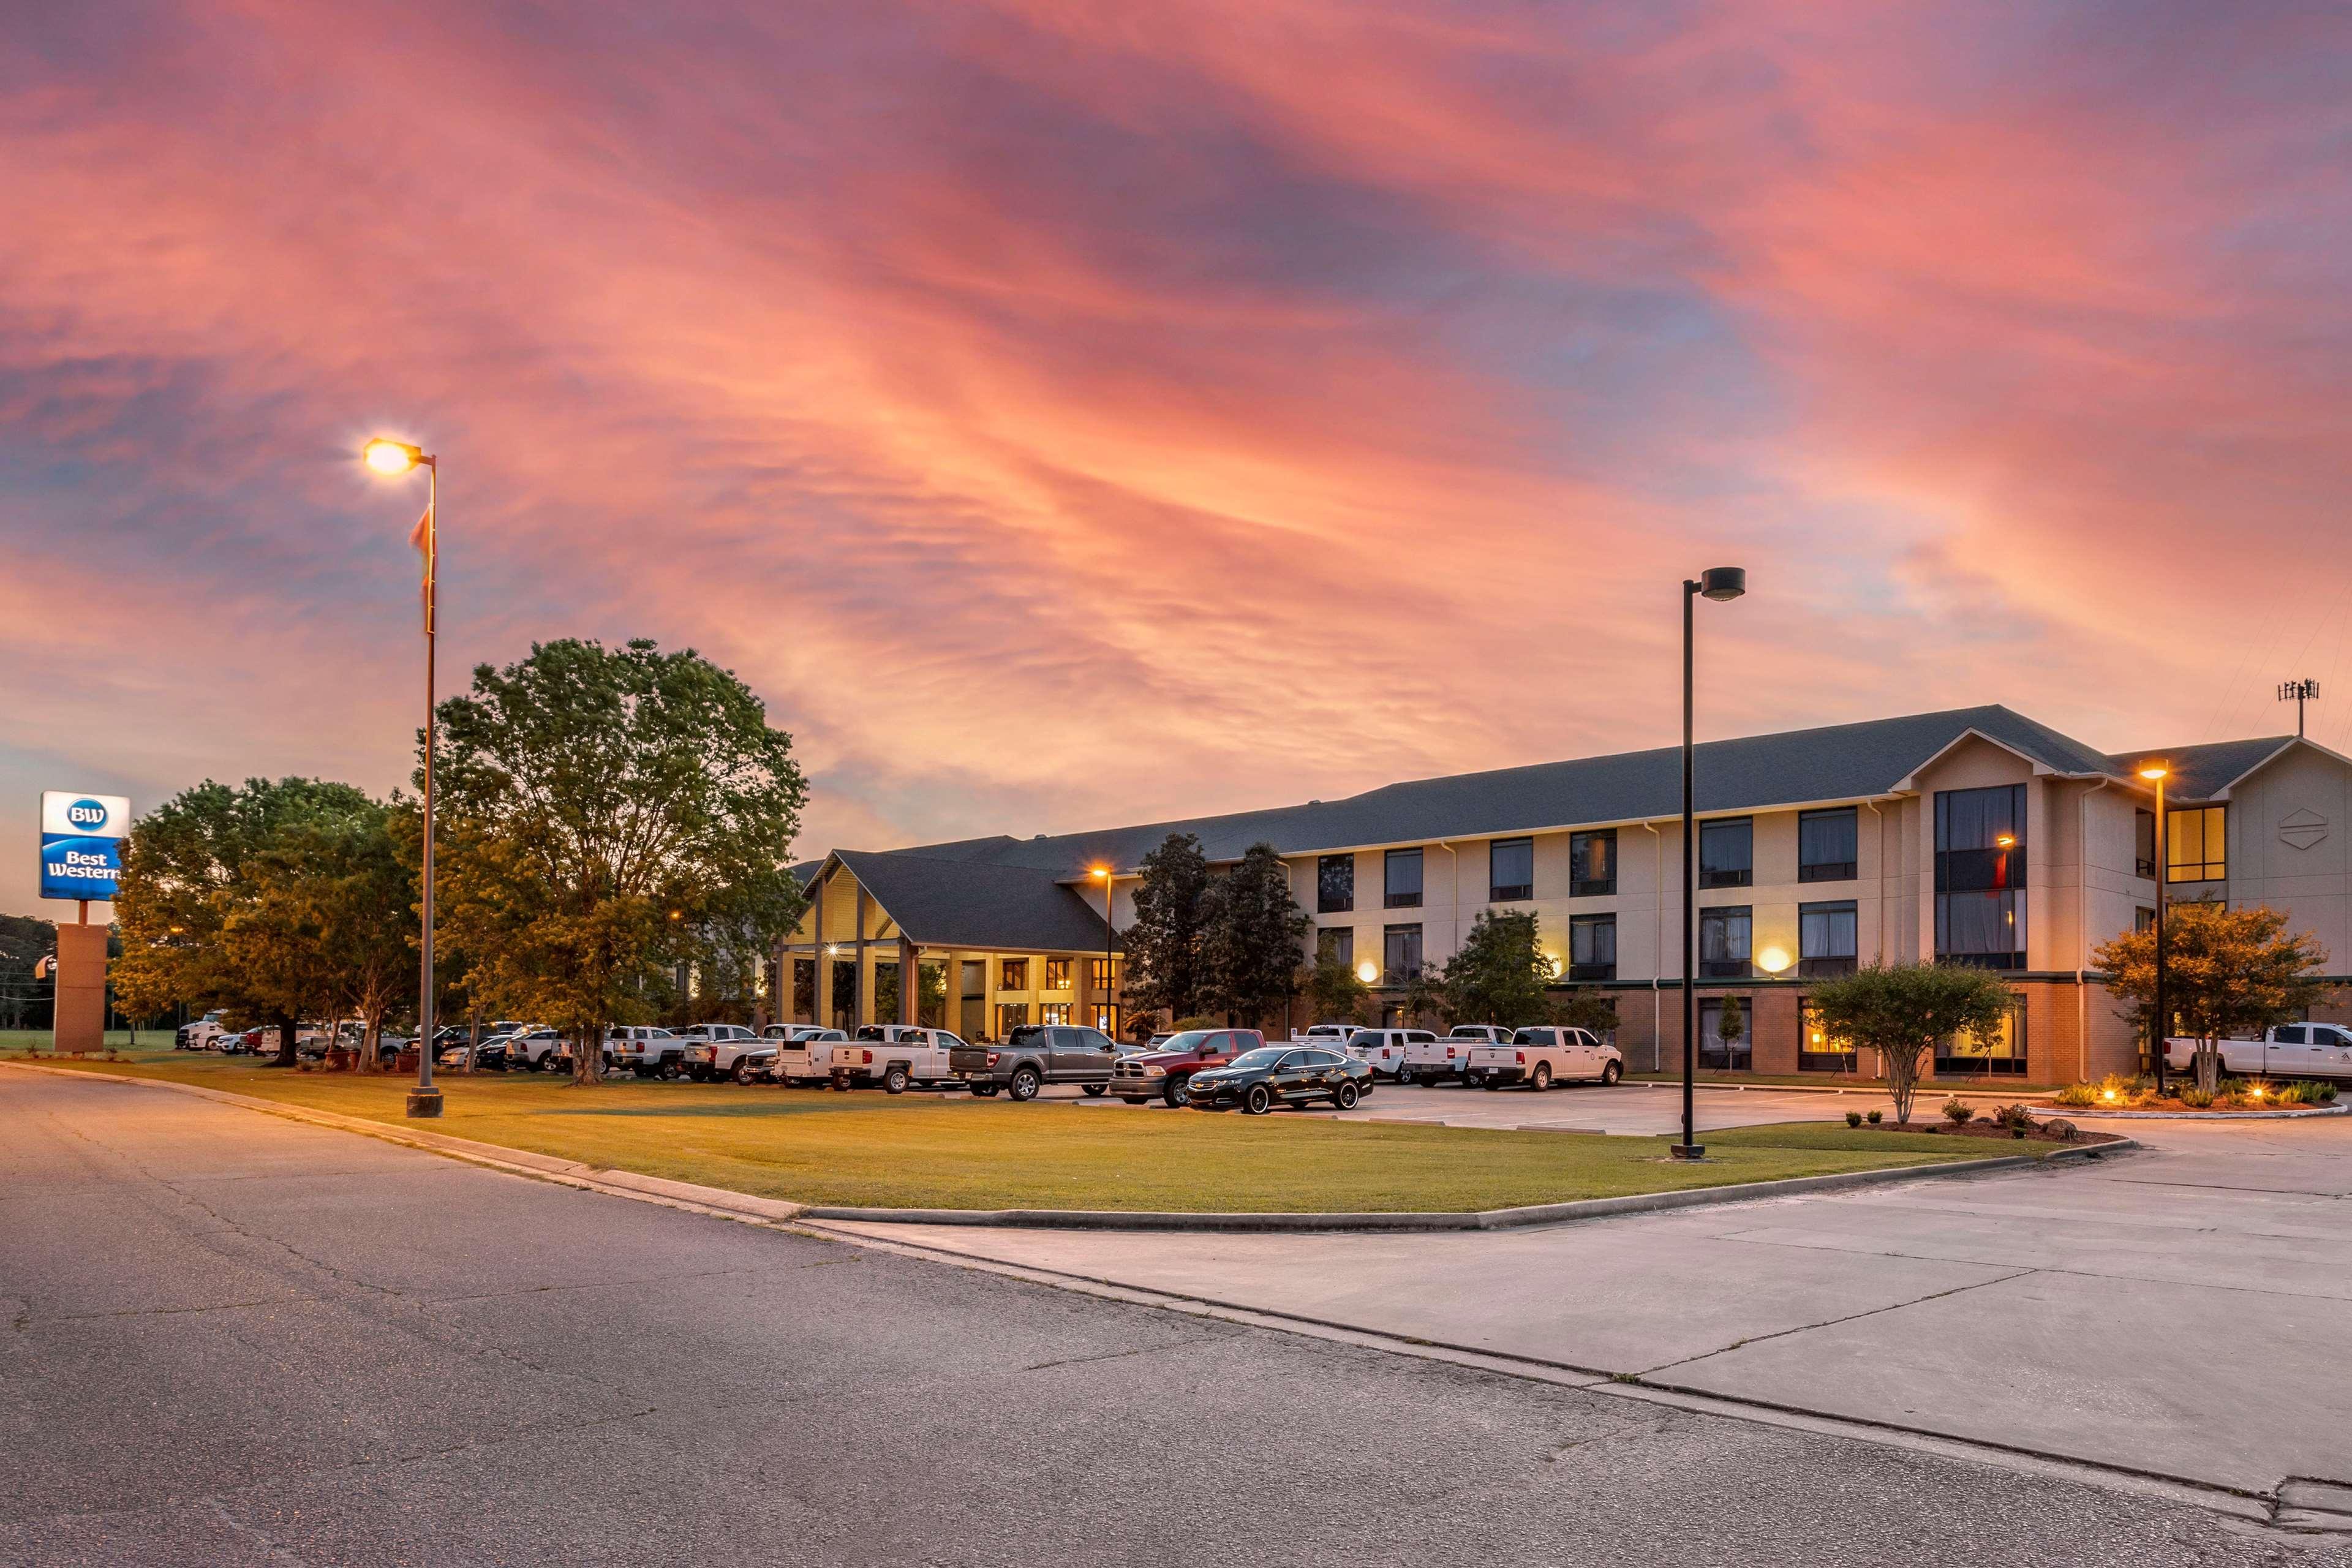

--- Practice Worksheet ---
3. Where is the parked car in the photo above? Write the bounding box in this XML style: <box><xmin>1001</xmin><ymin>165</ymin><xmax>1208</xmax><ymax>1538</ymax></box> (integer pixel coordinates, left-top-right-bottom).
<box><xmin>1184</xmin><ymin>1043</ymin><xmax>1374</xmax><ymax>1114</ymax></box>
<box><xmin>221</xmin><ymin>1027</ymin><xmax>263</xmax><ymax>1056</ymax></box>
<box><xmin>604</xmin><ymin>1026</ymin><xmax>688</xmax><ymax>1079</ymax></box>
<box><xmin>758</xmin><ymin>1025</ymin><xmax>847</xmax><ymax>1086</ymax></box>
<box><xmin>1337</xmin><ymin>1027</ymin><xmax>1430</xmax><ymax>1083</ymax></box>
<box><xmin>177</xmin><ymin>1011</ymin><xmax>228</xmax><ymax>1050</ymax></box>
<box><xmin>679</xmin><ymin>1023</ymin><xmax>766</xmax><ymax>1082</ymax></box>
<box><xmin>949</xmin><ymin>1023</ymin><xmax>1123</xmax><ymax>1101</ymax></box>
<box><xmin>832</xmin><ymin>1025</ymin><xmax>971</xmax><ymax>1093</ymax></box>
<box><xmin>503</xmin><ymin>1028</ymin><xmax>568</xmax><ymax>1071</ymax></box>
<box><xmin>1110</xmin><ymin>1029</ymin><xmax>1264</xmax><ymax>1106</ymax></box>
<box><xmin>1465</xmin><ymin>1026</ymin><xmax>1623</xmax><ymax>1089</ymax></box>
<box><xmin>2165</xmin><ymin>1024</ymin><xmax>2352</xmax><ymax>1081</ymax></box>
<box><xmin>1399</xmin><ymin>1026</ymin><xmax>1489</xmax><ymax>1085</ymax></box>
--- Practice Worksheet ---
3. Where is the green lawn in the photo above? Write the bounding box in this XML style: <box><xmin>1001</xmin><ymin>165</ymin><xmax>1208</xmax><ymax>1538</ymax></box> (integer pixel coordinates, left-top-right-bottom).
<box><xmin>12</xmin><ymin>1044</ymin><xmax>2038</xmax><ymax>1213</ymax></box>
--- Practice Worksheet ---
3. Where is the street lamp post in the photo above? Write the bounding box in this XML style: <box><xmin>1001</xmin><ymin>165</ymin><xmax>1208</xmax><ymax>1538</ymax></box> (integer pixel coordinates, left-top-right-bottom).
<box><xmin>1675</xmin><ymin>567</ymin><xmax>1746</xmax><ymax>1161</ymax></box>
<box><xmin>1090</xmin><ymin>866</ymin><xmax>1115</xmax><ymax>1035</ymax></box>
<box><xmin>2140</xmin><ymin>764</ymin><xmax>2169</xmax><ymax>1093</ymax></box>
<box><xmin>364</xmin><ymin>437</ymin><xmax>442</xmax><ymax>1118</ymax></box>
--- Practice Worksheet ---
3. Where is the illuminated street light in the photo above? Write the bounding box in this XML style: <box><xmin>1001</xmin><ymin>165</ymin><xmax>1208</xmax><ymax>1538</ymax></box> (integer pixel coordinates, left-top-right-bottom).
<box><xmin>1676</xmin><ymin>566</ymin><xmax>1745</xmax><ymax>1161</ymax></box>
<box><xmin>364</xmin><ymin>435</ymin><xmax>441</xmax><ymax>1117</ymax></box>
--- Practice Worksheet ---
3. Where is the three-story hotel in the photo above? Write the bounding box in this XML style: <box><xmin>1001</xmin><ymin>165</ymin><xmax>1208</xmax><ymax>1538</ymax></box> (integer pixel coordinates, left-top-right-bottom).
<box><xmin>778</xmin><ymin>706</ymin><xmax>2352</xmax><ymax>1085</ymax></box>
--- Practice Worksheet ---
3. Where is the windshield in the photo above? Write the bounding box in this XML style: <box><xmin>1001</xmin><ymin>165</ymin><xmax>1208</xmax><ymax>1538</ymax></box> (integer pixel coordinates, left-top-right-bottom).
<box><xmin>1224</xmin><ymin>1047</ymin><xmax>1287</xmax><ymax>1071</ymax></box>
<box><xmin>1160</xmin><ymin>1030</ymin><xmax>1215</xmax><ymax>1052</ymax></box>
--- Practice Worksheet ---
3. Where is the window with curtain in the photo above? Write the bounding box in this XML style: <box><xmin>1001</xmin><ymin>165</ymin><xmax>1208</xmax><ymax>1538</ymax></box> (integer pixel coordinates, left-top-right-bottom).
<box><xmin>1799</xmin><ymin>901</ymin><xmax>1857</xmax><ymax>978</ymax></box>
<box><xmin>1384</xmin><ymin>848</ymin><xmax>1423</xmax><ymax>908</ymax></box>
<box><xmin>1936</xmin><ymin>995</ymin><xmax>2027</xmax><ymax>1077</ymax></box>
<box><xmin>1569</xmin><ymin>914</ymin><xmax>1616</xmax><ymax>981</ymax></box>
<box><xmin>1317</xmin><ymin>927</ymin><xmax>1354</xmax><ymax>969</ymax></box>
<box><xmin>1318</xmin><ymin>854</ymin><xmax>1355</xmax><ymax>913</ymax></box>
<box><xmin>1382</xmin><ymin>923</ymin><xmax>1423</xmax><ymax>980</ymax></box>
<box><xmin>1570</xmin><ymin>829</ymin><xmax>1616</xmax><ymax>896</ymax></box>
<box><xmin>1698</xmin><ymin>997</ymin><xmax>1752</xmax><ymax>1070</ymax></box>
<box><xmin>1699</xmin><ymin>819</ymin><xmax>1752</xmax><ymax>888</ymax></box>
<box><xmin>1488</xmin><ymin>837</ymin><xmax>1534</xmax><ymax>902</ymax></box>
<box><xmin>998</xmin><ymin>958</ymin><xmax>1029</xmax><ymax>990</ymax></box>
<box><xmin>2167</xmin><ymin>806</ymin><xmax>2226</xmax><ymax>882</ymax></box>
<box><xmin>1797</xmin><ymin>998</ymin><xmax>1856</xmax><ymax>1072</ymax></box>
<box><xmin>1935</xmin><ymin>785</ymin><xmax>2026</xmax><ymax>968</ymax></box>
<box><xmin>1798</xmin><ymin>807</ymin><xmax>1858</xmax><ymax>882</ymax></box>
<box><xmin>1698</xmin><ymin>907</ymin><xmax>1752</xmax><ymax>977</ymax></box>
<box><xmin>1041</xmin><ymin>958</ymin><xmax>1071</xmax><ymax>990</ymax></box>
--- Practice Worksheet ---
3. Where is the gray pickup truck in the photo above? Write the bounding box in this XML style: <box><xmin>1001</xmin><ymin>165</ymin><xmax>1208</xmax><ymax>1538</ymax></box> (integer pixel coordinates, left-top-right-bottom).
<box><xmin>949</xmin><ymin>1023</ymin><xmax>1124</xmax><ymax>1101</ymax></box>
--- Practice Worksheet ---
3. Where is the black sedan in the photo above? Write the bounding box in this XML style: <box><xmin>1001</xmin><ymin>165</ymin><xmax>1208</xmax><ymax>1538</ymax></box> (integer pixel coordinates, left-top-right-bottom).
<box><xmin>1182</xmin><ymin>1045</ymin><xmax>1372</xmax><ymax>1114</ymax></box>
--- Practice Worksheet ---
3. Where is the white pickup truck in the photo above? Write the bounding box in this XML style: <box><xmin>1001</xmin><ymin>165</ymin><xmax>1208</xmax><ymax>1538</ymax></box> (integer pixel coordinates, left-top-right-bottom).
<box><xmin>1290</xmin><ymin>1025</ymin><xmax>1408</xmax><ymax>1080</ymax></box>
<box><xmin>1341</xmin><ymin>1027</ymin><xmax>1426</xmax><ymax>1082</ymax></box>
<box><xmin>1466</xmin><ymin>1027</ymin><xmax>1624</xmax><ymax>1090</ymax></box>
<box><xmin>679</xmin><ymin>1023</ymin><xmax>766</xmax><ymax>1082</ymax></box>
<box><xmin>1400</xmin><ymin>1026</ymin><xmax>1507</xmax><ymax>1086</ymax></box>
<box><xmin>605</xmin><ymin>1025</ymin><xmax>688</xmax><ymax>1079</ymax></box>
<box><xmin>834</xmin><ymin>1025</ymin><xmax>970</xmax><ymax>1093</ymax></box>
<box><xmin>760</xmin><ymin>1025</ymin><xmax>847</xmax><ymax>1087</ymax></box>
<box><xmin>2165</xmin><ymin>1024</ymin><xmax>2352</xmax><ymax>1081</ymax></box>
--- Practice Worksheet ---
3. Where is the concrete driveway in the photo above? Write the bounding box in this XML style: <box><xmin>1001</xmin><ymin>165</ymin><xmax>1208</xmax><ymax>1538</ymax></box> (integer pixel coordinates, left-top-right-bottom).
<box><xmin>827</xmin><ymin>1114</ymin><xmax>2352</xmax><ymax>1498</ymax></box>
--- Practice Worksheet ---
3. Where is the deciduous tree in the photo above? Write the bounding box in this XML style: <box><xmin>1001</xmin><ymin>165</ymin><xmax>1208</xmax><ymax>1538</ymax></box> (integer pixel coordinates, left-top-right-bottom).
<box><xmin>1801</xmin><ymin>963</ymin><xmax>2016</xmax><ymax>1125</ymax></box>
<box><xmin>1439</xmin><ymin>911</ymin><xmax>1553</xmax><ymax>1027</ymax></box>
<box><xmin>2095</xmin><ymin>902</ymin><xmax>2327</xmax><ymax>1095</ymax></box>
<box><xmin>1301</xmin><ymin>951</ymin><xmax>1371</xmax><ymax>1028</ymax></box>
<box><xmin>1125</xmin><ymin>834</ymin><xmax>1213</xmax><ymax>1023</ymax></box>
<box><xmin>1201</xmin><ymin>842</ymin><xmax>1309</xmax><ymax>1027</ymax></box>
<box><xmin>432</xmin><ymin>639</ymin><xmax>807</xmax><ymax>1084</ymax></box>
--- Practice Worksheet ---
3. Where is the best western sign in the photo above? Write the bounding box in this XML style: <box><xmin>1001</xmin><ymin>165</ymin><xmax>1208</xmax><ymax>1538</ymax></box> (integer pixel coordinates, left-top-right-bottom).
<box><xmin>40</xmin><ymin>791</ymin><xmax>130</xmax><ymax>902</ymax></box>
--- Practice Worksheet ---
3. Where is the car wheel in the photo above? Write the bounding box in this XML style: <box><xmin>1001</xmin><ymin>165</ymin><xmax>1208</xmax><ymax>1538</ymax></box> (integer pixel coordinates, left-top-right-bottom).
<box><xmin>1243</xmin><ymin>1084</ymin><xmax>1272</xmax><ymax>1115</ymax></box>
<box><xmin>733</xmin><ymin>1060</ymin><xmax>758</xmax><ymax>1085</ymax></box>
<box><xmin>1531</xmin><ymin>1062</ymin><xmax>1552</xmax><ymax>1091</ymax></box>
<box><xmin>1082</xmin><ymin>1084</ymin><xmax>1106</xmax><ymax>1097</ymax></box>
<box><xmin>1009</xmin><ymin>1067</ymin><xmax>1041</xmax><ymax>1102</ymax></box>
<box><xmin>883</xmin><ymin>1065</ymin><xmax>910</xmax><ymax>1095</ymax></box>
<box><xmin>1334</xmin><ymin>1081</ymin><xmax>1360</xmax><ymax>1110</ymax></box>
<box><xmin>1163</xmin><ymin>1079</ymin><xmax>1189</xmax><ymax>1109</ymax></box>
<box><xmin>1601</xmin><ymin>1060</ymin><xmax>1622</xmax><ymax>1086</ymax></box>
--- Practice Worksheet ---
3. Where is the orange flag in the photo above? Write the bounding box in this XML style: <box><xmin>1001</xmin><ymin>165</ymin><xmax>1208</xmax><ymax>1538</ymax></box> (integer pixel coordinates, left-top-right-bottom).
<box><xmin>409</xmin><ymin>505</ymin><xmax>436</xmax><ymax>634</ymax></box>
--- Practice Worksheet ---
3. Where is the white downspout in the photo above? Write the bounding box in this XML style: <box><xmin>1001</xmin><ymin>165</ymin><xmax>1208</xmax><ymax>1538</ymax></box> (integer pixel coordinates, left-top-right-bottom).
<box><xmin>1641</xmin><ymin>820</ymin><xmax>1664</xmax><ymax>1074</ymax></box>
<box><xmin>2078</xmin><ymin>778</ymin><xmax>2111</xmax><ymax>1084</ymax></box>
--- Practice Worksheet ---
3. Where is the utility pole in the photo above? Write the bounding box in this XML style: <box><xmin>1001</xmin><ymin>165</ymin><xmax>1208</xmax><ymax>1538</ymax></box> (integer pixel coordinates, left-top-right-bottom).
<box><xmin>2278</xmin><ymin>679</ymin><xmax>2320</xmax><ymax>738</ymax></box>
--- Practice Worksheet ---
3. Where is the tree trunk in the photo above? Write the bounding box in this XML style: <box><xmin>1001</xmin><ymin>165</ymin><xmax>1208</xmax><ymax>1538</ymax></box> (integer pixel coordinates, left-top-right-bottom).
<box><xmin>274</xmin><ymin>1015</ymin><xmax>298</xmax><ymax>1069</ymax></box>
<box><xmin>572</xmin><ymin>1025</ymin><xmax>600</xmax><ymax>1085</ymax></box>
<box><xmin>361</xmin><ymin>1015</ymin><xmax>380</xmax><ymax>1074</ymax></box>
<box><xmin>1885</xmin><ymin>1041</ymin><xmax>1925</xmax><ymax>1125</ymax></box>
<box><xmin>2196</xmin><ymin>1040</ymin><xmax>2222</xmax><ymax>1096</ymax></box>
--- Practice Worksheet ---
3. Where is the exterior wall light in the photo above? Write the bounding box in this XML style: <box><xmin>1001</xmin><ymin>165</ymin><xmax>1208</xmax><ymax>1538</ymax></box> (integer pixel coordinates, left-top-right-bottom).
<box><xmin>1356</xmin><ymin>960</ymin><xmax>1378</xmax><ymax>985</ymax></box>
<box><xmin>1756</xmin><ymin>946</ymin><xmax>1793</xmax><ymax>976</ymax></box>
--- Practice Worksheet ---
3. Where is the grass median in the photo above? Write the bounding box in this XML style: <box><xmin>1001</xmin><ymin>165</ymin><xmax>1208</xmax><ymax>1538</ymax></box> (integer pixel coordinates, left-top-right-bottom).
<box><xmin>12</xmin><ymin>1042</ymin><xmax>2037</xmax><ymax>1213</ymax></box>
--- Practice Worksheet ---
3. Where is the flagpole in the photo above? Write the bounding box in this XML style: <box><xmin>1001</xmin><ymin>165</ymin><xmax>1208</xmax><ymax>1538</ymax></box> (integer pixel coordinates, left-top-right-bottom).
<box><xmin>410</xmin><ymin>456</ymin><xmax>441</xmax><ymax>1117</ymax></box>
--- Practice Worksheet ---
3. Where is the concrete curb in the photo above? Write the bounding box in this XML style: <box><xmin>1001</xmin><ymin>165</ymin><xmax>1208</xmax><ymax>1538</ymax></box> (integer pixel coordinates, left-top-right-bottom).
<box><xmin>1622</xmin><ymin>1079</ymin><xmax>2056</xmax><ymax>1102</ymax></box>
<box><xmin>2064</xmin><ymin>1102</ymin><xmax>2345</xmax><ymax>1121</ymax></box>
<box><xmin>1</xmin><ymin>1059</ymin><xmax>2132</xmax><ymax>1235</ymax></box>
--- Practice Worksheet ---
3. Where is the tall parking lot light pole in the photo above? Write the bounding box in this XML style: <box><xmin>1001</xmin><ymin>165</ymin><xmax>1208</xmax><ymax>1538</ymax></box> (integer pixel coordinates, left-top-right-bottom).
<box><xmin>1675</xmin><ymin>567</ymin><xmax>1746</xmax><ymax>1161</ymax></box>
<box><xmin>2139</xmin><ymin>763</ymin><xmax>2169</xmax><ymax>1094</ymax></box>
<box><xmin>364</xmin><ymin>437</ymin><xmax>443</xmax><ymax>1118</ymax></box>
<box><xmin>1091</xmin><ymin>866</ymin><xmax>1115</xmax><ymax>1035</ymax></box>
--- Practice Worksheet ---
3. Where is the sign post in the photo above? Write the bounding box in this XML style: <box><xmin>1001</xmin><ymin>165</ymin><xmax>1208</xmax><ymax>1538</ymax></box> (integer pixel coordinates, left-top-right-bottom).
<box><xmin>40</xmin><ymin>791</ymin><xmax>129</xmax><ymax>1056</ymax></box>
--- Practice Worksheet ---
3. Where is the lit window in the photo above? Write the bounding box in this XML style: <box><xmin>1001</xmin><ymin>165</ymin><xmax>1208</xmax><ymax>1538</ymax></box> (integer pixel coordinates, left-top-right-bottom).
<box><xmin>1041</xmin><ymin>958</ymin><xmax>1071</xmax><ymax>990</ymax></box>
<box><xmin>2167</xmin><ymin>806</ymin><xmax>2226</xmax><ymax>883</ymax></box>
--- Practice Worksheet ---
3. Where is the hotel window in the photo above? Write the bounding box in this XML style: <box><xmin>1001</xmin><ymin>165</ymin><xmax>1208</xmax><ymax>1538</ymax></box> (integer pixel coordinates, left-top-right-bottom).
<box><xmin>995</xmin><ymin>1002</ymin><xmax>1029</xmax><ymax>1036</ymax></box>
<box><xmin>2135</xmin><ymin>809</ymin><xmax>2157</xmax><ymax>880</ymax></box>
<box><xmin>793</xmin><ymin>960</ymin><xmax>815</xmax><ymax>1018</ymax></box>
<box><xmin>1798</xmin><ymin>807</ymin><xmax>1858</xmax><ymax>883</ymax></box>
<box><xmin>1318</xmin><ymin>854</ymin><xmax>1355</xmax><ymax>914</ymax></box>
<box><xmin>1569</xmin><ymin>914</ymin><xmax>1616</xmax><ymax>981</ymax></box>
<box><xmin>1698</xmin><ymin>907</ymin><xmax>1752</xmax><ymax>978</ymax></box>
<box><xmin>1698</xmin><ymin>997</ymin><xmax>1752</xmax><ymax>1071</ymax></box>
<box><xmin>1699</xmin><ymin>819</ymin><xmax>1752</xmax><ymax>888</ymax></box>
<box><xmin>2167</xmin><ymin>806</ymin><xmax>2226</xmax><ymax>883</ymax></box>
<box><xmin>1570</xmin><ymin>829</ymin><xmax>1616</xmax><ymax>897</ymax></box>
<box><xmin>1796</xmin><ymin>999</ymin><xmax>1857</xmax><ymax>1073</ymax></box>
<box><xmin>998</xmin><ymin>957</ymin><xmax>1029</xmax><ymax>990</ymax></box>
<box><xmin>1318</xmin><ymin>927</ymin><xmax>1354</xmax><ymax>970</ymax></box>
<box><xmin>2135</xmin><ymin>906</ymin><xmax>2157</xmax><ymax>933</ymax></box>
<box><xmin>1936</xmin><ymin>994</ymin><xmax>2027</xmax><ymax>1077</ymax></box>
<box><xmin>1383</xmin><ymin>923</ymin><xmax>1424</xmax><ymax>981</ymax></box>
<box><xmin>1799</xmin><ymin>901</ymin><xmax>1858</xmax><ymax>979</ymax></box>
<box><xmin>1934</xmin><ymin>785</ymin><xmax>2026</xmax><ymax>970</ymax></box>
<box><xmin>1089</xmin><ymin>958</ymin><xmax>1121</xmax><ymax>990</ymax></box>
<box><xmin>1384</xmin><ymin>847</ymin><xmax>1423</xmax><ymax>908</ymax></box>
<box><xmin>1039</xmin><ymin>1003</ymin><xmax>1071</xmax><ymax>1026</ymax></box>
<box><xmin>1041</xmin><ymin>958</ymin><xmax>1071</xmax><ymax>991</ymax></box>
<box><xmin>1489</xmin><ymin>837</ymin><xmax>1534</xmax><ymax>903</ymax></box>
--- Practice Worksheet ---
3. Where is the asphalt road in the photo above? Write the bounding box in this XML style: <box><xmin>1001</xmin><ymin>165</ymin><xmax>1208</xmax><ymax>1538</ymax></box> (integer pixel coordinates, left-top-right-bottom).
<box><xmin>1</xmin><ymin>1068</ymin><xmax>2340</xmax><ymax>1567</ymax></box>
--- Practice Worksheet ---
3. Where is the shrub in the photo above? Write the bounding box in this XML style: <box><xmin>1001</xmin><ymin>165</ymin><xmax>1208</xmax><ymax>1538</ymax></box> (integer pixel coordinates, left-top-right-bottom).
<box><xmin>1845</xmin><ymin>1110</ymin><xmax>1863</xmax><ymax>1128</ymax></box>
<box><xmin>2174</xmin><ymin>1084</ymin><xmax>2215</xmax><ymax>1109</ymax></box>
<box><xmin>1942</xmin><ymin>1098</ymin><xmax>1975</xmax><ymax>1126</ymax></box>
<box><xmin>2011</xmin><ymin>1125</ymin><xmax>2027</xmax><ymax>1139</ymax></box>
<box><xmin>2052</xmin><ymin>1082</ymin><xmax>2098</xmax><ymax>1107</ymax></box>
<box><xmin>2045</xmin><ymin>1118</ymin><xmax>2078</xmax><ymax>1140</ymax></box>
<box><xmin>1865</xmin><ymin>1109</ymin><xmax>1883</xmax><ymax>1125</ymax></box>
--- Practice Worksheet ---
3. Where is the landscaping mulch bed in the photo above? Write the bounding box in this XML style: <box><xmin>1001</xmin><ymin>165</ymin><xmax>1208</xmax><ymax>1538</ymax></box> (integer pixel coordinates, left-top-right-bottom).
<box><xmin>1899</xmin><ymin>1120</ymin><xmax>2125</xmax><ymax>1147</ymax></box>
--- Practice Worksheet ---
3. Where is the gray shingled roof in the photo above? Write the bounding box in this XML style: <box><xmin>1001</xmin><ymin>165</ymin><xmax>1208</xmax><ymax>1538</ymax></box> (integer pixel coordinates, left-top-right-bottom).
<box><xmin>881</xmin><ymin>704</ymin><xmax>2125</xmax><ymax>878</ymax></box>
<box><xmin>2105</xmin><ymin>737</ymin><xmax>2293</xmax><ymax>802</ymax></box>
<box><xmin>828</xmin><ymin>849</ymin><xmax>1118</xmax><ymax>954</ymax></box>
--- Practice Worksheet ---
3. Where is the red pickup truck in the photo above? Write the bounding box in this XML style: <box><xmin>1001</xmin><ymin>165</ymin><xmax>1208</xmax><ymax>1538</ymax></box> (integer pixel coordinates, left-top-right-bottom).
<box><xmin>1108</xmin><ymin>1028</ymin><xmax>1264</xmax><ymax>1107</ymax></box>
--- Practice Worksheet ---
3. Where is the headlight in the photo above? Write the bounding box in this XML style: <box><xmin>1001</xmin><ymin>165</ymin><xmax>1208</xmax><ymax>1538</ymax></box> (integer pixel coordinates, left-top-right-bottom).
<box><xmin>1144</xmin><ymin>1064</ymin><xmax>1166</xmax><ymax>1077</ymax></box>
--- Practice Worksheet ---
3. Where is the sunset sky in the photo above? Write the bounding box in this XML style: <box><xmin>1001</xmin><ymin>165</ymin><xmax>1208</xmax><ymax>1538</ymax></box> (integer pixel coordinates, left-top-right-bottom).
<box><xmin>4</xmin><ymin>1</ymin><xmax>2349</xmax><ymax>916</ymax></box>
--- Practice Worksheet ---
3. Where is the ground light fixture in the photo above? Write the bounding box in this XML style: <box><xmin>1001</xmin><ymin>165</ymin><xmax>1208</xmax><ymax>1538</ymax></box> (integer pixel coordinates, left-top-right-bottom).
<box><xmin>1676</xmin><ymin>566</ymin><xmax>1745</xmax><ymax>1160</ymax></box>
<box><xmin>2139</xmin><ymin>761</ymin><xmax>2169</xmax><ymax>1093</ymax></box>
<box><xmin>363</xmin><ymin>435</ymin><xmax>442</xmax><ymax>1118</ymax></box>
<box><xmin>1090</xmin><ymin>866</ymin><xmax>1117</xmax><ymax>1035</ymax></box>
